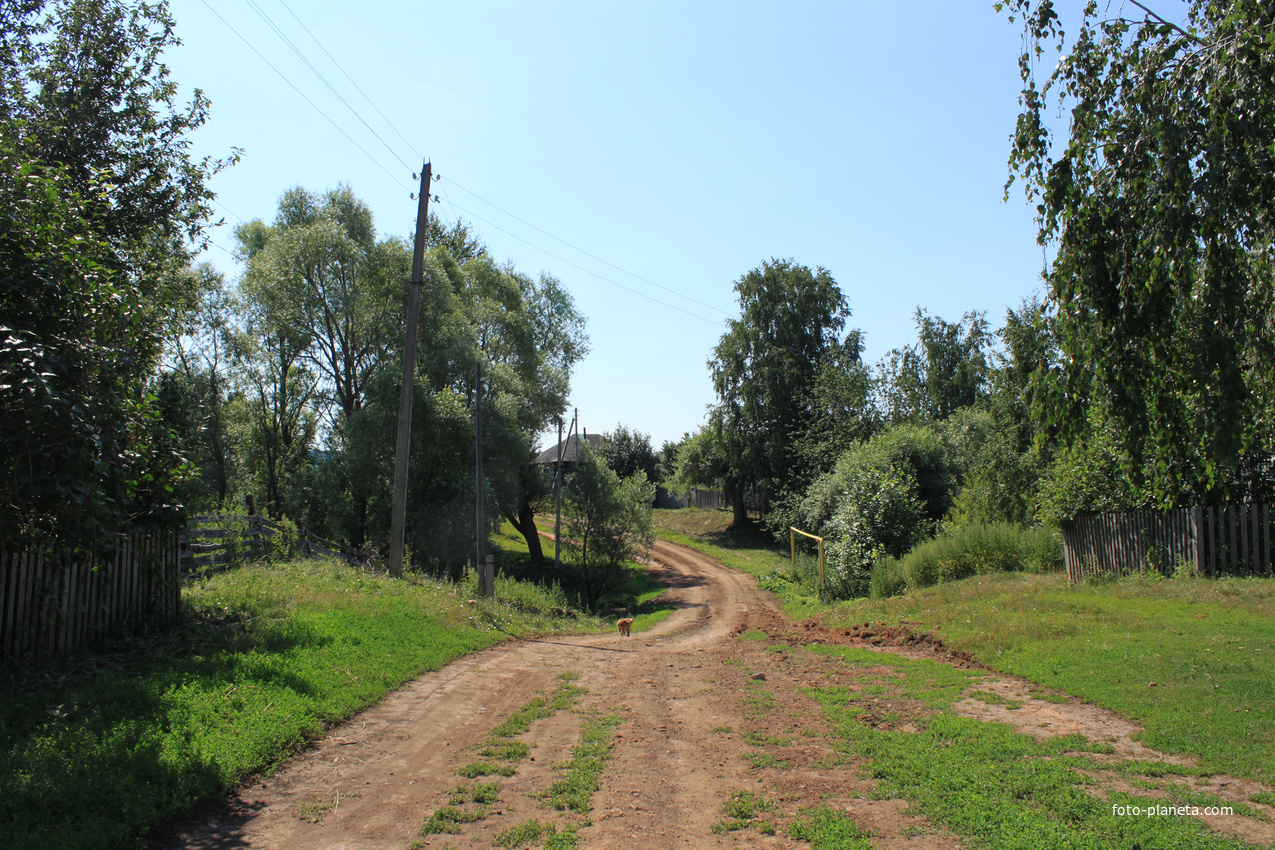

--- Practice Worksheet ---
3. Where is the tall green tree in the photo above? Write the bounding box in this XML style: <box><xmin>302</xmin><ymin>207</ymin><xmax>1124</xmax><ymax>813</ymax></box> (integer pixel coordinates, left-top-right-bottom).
<box><xmin>600</xmin><ymin>424</ymin><xmax>658</xmax><ymax>482</ymax></box>
<box><xmin>234</xmin><ymin>186</ymin><xmax>409</xmax><ymax>539</ymax></box>
<box><xmin>875</xmin><ymin>309</ymin><xmax>992</xmax><ymax>424</ymax></box>
<box><xmin>1001</xmin><ymin>0</ymin><xmax>1275</xmax><ymax>505</ymax></box>
<box><xmin>158</xmin><ymin>262</ymin><xmax>237</xmax><ymax>511</ymax></box>
<box><xmin>0</xmin><ymin>0</ymin><xmax>229</xmax><ymax>540</ymax></box>
<box><xmin>709</xmin><ymin>259</ymin><xmax>851</xmax><ymax>525</ymax></box>
<box><xmin>793</xmin><ymin>329</ymin><xmax>878</xmax><ymax>478</ymax></box>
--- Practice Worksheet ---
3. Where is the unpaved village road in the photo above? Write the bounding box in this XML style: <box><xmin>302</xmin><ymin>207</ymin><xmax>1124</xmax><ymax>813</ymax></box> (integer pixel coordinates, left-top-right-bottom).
<box><xmin>150</xmin><ymin>540</ymin><xmax>1275</xmax><ymax>850</ymax></box>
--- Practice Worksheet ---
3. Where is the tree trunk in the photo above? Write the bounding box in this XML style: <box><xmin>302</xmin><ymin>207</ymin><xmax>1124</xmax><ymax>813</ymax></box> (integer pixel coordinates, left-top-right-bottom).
<box><xmin>504</xmin><ymin>499</ymin><xmax>545</xmax><ymax>563</ymax></box>
<box><xmin>727</xmin><ymin>482</ymin><xmax>749</xmax><ymax>529</ymax></box>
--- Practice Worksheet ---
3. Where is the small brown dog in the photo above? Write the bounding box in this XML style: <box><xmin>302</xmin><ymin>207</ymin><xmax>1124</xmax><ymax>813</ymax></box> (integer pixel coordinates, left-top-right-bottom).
<box><xmin>616</xmin><ymin>617</ymin><xmax>634</xmax><ymax>637</ymax></box>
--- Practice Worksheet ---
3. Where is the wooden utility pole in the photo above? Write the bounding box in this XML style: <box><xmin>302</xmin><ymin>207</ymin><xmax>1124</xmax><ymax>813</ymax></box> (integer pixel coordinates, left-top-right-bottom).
<box><xmin>475</xmin><ymin>359</ymin><xmax>489</xmax><ymax>596</ymax></box>
<box><xmin>388</xmin><ymin>163</ymin><xmax>432</xmax><ymax>577</ymax></box>
<box><xmin>553</xmin><ymin>416</ymin><xmax>564</xmax><ymax>572</ymax></box>
<box><xmin>554</xmin><ymin>409</ymin><xmax>576</xmax><ymax>573</ymax></box>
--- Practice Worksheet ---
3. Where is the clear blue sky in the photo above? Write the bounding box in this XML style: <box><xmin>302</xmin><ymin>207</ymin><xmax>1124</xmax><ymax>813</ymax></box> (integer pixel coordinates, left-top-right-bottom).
<box><xmin>167</xmin><ymin>0</ymin><xmax>1060</xmax><ymax>449</ymax></box>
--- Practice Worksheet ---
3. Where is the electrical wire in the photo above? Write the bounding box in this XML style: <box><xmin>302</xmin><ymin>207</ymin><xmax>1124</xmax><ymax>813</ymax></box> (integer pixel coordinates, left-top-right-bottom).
<box><xmin>200</xmin><ymin>0</ymin><xmax>411</xmax><ymax>191</ymax></box>
<box><xmin>443</xmin><ymin>194</ymin><xmax>725</xmax><ymax>327</ymax></box>
<box><xmin>275</xmin><ymin>0</ymin><xmax>424</xmax><ymax>162</ymax></box>
<box><xmin>442</xmin><ymin>176</ymin><xmax>732</xmax><ymax>317</ymax></box>
<box><xmin>242</xmin><ymin>0</ymin><xmax>414</xmax><ymax>172</ymax></box>
<box><xmin>205</xmin><ymin>2</ymin><xmax>730</xmax><ymax>328</ymax></box>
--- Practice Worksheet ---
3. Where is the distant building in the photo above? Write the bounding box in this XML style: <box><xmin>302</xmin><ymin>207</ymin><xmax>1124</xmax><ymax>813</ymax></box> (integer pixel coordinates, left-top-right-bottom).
<box><xmin>534</xmin><ymin>430</ymin><xmax>602</xmax><ymax>477</ymax></box>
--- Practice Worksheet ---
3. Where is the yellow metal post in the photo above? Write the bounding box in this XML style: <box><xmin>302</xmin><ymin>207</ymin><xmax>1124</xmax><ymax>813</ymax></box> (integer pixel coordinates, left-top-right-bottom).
<box><xmin>790</xmin><ymin>527</ymin><xmax>826</xmax><ymax>598</ymax></box>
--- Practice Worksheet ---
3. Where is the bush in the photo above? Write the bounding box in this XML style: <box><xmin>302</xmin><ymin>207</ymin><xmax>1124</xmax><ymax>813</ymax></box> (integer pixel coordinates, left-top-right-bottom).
<box><xmin>885</xmin><ymin>522</ymin><xmax>1064</xmax><ymax>595</ymax></box>
<box><xmin>869</xmin><ymin>555</ymin><xmax>908</xmax><ymax>598</ymax></box>
<box><xmin>778</xmin><ymin>423</ymin><xmax>959</xmax><ymax>599</ymax></box>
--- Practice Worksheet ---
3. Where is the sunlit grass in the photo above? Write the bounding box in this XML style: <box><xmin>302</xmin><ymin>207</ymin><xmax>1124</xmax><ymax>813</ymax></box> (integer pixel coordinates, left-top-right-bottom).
<box><xmin>810</xmin><ymin>645</ymin><xmax>1256</xmax><ymax>850</ymax></box>
<box><xmin>658</xmin><ymin>510</ymin><xmax>1275</xmax><ymax>783</ymax></box>
<box><xmin>824</xmin><ymin>572</ymin><xmax>1275</xmax><ymax>781</ymax></box>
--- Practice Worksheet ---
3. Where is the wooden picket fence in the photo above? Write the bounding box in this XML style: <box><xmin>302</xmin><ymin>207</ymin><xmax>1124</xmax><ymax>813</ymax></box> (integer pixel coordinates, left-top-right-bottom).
<box><xmin>1</xmin><ymin>527</ymin><xmax>181</xmax><ymax>664</ymax></box>
<box><xmin>182</xmin><ymin>514</ymin><xmax>377</xmax><ymax>575</ymax></box>
<box><xmin>1</xmin><ymin>516</ymin><xmax>377</xmax><ymax>664</ymax></box>
<box><xmin>1062</xmin><ymin>503</ymin><xmax>1275</xmax><ymax>581</ymax></box>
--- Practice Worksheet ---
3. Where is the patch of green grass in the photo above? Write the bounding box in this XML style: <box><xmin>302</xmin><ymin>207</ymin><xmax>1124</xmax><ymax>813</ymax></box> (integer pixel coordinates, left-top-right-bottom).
<box><xmin>538</xmin><ymin>713</ymin><xmax>623</xmax><ymax>814</ymax></box>
<box><xmin>489</xmin><ymin>675</ymin><xmax>586</xmax><ymax>738</ymax></box>
<box><xmin>710</xmin><ymin>724</ymin><xmax>732</xmax><ymax>733</ymax></box>
<box><xmin>823</xmin><ymin>572</ymin><xmax>1275</xmax><ymax>781</ymax></box>
<box><xmin>966</xmin><ymin>689</ymin><xmax>1022</xmax><ymax>710</ymax></box>
<box><xmin>448</xmin><ymin>782</ymin><xmax>501</xmax><ymax>805</ymax></box>
<box><xmin>789</xmin><ymin>806</ymin><xmax>875</xmax><ymax>849</ymax></box>
<box><xmin>742</xmin><ymin>678</ymin><xmax>778</xmax><ymax>715</ymax></box>
<box><xmin>1251</xmin><ymin>791</ymin><xmax>1275</xmax><ymax>806</ymax></box>
<box><xmin>743</xmin><ymin>750</ymin><xmax>790</xmax><ymax>769</ymax></box>
<box><xmin>0</xmin><ymin>557</ymin><xmax>597</xmax><ymax>850</ymax></box>
<box><xmin>743</xmin><ymin>730</ymin><xmax>789</xmax><ymax>747</ymax></box>
<box><xmin>456</xmin><ymin>761</ymin><xmax>517</xmax><ymax>778</ymax></box>
<box><xmin>492</xmin><ymin>818</ymin><xmax>579</xmax><ymax>849</ymax></box>
<box><xmin>477</xmin><ymin>740</ymin><xmax>530</xmax><ymax>761</ymax></box>
<box><xmin>495</xmin><ymin>818</ymin><xmax>546</xmax><ymax>847</ymax></box>
<box><xmin>421</xmin><ymin>805</ymin><xmax>489</xmax><ymax>835</ymax></box>
<box><xmin>710</xmin><ymin>789</ymin><xmax>774</xmax><ymax>833</ymax></box>
<box><xmin>811</xmin><ymin>649</ymin><xmax>1256</xmax><ymax>850</ymax></box>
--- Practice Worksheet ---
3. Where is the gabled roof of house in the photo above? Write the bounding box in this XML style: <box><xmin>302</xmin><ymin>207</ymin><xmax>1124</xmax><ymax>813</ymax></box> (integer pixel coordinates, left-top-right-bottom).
<box><xmin>533</xmin><ymin>432</ymin><xmax>601</xmax><ymax>465</ymax></box>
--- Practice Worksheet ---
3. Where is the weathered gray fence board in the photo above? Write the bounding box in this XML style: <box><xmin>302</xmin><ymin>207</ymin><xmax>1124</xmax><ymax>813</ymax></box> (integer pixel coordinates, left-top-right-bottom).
<box><xmin>1063</xmin><ymin>503</ymin><xmax>1275</xmax><ymax>582</ymax></box>
<box><xmin>1</xmin><ymin>528</ymin><xmax>181</xmax><ymax>663</ymax></box>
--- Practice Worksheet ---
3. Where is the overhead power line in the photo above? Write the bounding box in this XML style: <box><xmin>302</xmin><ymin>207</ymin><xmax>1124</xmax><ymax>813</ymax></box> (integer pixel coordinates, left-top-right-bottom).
<box><xmin>275</xmin><ymin>0</ymin><xmax>424</xmax><ymax>162</ymax></box>
<box><xmin>442</xmin><ymin>193</ymin><xmax>725</xmax><ymax>327</ymax></box>
<box><xmin>242</xmin><ymin>0</ymin><xmax>413</xmax><ymax>172</ymax></box>
<box><xmin>442</xmin><ymin>176</ymin><xmax>732</xmax><ymax>318</ymax></box>
<box><xmin>205</xmin><ymin>2</ymin><xmax>730</xmax><ymax>328</ymax></box>
<box><xmin>200</xmin><ymin>0</ymin><xmax>410</xmax><ymax>191</ymax></box>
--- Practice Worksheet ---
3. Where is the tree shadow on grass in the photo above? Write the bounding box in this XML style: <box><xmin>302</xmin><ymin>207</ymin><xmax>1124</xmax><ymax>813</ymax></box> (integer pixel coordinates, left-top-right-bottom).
<box><xmin>0</xmin><ymin>602</ymin><xmax>331</xmax><ymax>850</ymax></box>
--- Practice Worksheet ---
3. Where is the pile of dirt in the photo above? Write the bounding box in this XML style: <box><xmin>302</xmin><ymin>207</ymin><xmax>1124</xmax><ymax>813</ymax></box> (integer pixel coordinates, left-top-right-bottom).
<box><xmin>734</xmin><ymin>611</ymin><xmax>988</xmax><ymax>670</ymax></box>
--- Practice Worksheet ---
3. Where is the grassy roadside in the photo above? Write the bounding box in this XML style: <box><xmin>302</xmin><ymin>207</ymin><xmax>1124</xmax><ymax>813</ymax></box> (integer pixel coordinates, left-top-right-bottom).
<box><xmin>495</xmin><ymin>520</ymin><xmax>678</xmax><ymax>632</ymax></box>
<box><xmin>808</xmin><ymin>644</ymin><xmax>1261</xmax><ymax>850</ymax></box>
<box><xmin>657</xmin><ymin>508</ymin><xmax>1275</xmax><ymax>784</ymax></box>
<box><xmin>0</xmin><ymin>557</ymin><xmax>595</xmax><ymax>850</ymax></box>
<box><xmin>826</xmin><ymin>572</ymin><xmax>1275</xmax><ymax>783</ymax></box>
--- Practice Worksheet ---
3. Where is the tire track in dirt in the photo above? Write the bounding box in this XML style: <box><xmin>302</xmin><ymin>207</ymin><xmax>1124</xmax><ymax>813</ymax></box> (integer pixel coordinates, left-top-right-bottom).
<box><xmin>150</xmin><ymin>539</ymin><xmax>1274</xmax><ymax>849</ymax></box>
<box><xmin>148</xmin><ymin>540</ymin><xmax>800</xmax><ymax>849</ymax></box>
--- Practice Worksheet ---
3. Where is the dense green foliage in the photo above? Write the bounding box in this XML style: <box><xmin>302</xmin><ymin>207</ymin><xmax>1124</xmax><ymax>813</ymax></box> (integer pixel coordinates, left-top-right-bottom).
<box><xmin>780</xmin><ymin>424</ymin><xmax>958</xmax><ymax>597</ymax></box>
<box><xmin>707</xmin><ymin>259</ymin><xmax>854</xmax><ymax>523</ymax></box>
<box><xmin>875</xmin><ymin>309</ymin><xmax>992</xmax><ymax>424</ymax></box>
<box><xmin>598</xmin><ymin>423</ymin><xmax>657</xmax><ymax>483</ymax></box>
<box><xmin>870</xmin><ymin>522</ymin><xmax>1063</xmax><ymax>597</ymax></box>
<box><xmin>1001</xmin><ymin>0</ymin><xmax>1275</xmax><ymax>506</ymax></box>
<box><xmin>561</xmin><ymin>446</ymin><xmax>655</xmax><ymax>609</ymax></box>
<box><xmin>158</xmin><ymin>185</ymin><xmax>587</xmax><ymax>572</ymax></box>
<box><xmin>0</xmin><ymin>0</ymin><xmax>231</xmax><ymax>541</ymax></box>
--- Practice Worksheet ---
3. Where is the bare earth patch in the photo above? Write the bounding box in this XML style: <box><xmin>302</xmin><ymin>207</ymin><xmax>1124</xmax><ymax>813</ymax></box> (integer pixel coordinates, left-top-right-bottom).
<box><xmin>148</xmin><ymin>541</ymin><xmax>1275</xmax><ymax>848</ymax></box>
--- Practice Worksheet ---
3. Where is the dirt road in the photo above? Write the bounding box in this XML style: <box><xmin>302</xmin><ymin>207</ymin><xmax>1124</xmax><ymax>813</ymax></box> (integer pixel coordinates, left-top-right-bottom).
<box><xmin>150</xmin><ymin>540</ymin><xmax>1275</xmax><ymax>849</ymax></box>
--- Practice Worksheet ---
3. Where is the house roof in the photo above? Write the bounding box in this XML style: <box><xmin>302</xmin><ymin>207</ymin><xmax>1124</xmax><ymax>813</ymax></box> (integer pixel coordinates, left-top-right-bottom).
<box><xmin>534</xmin><ymin>432</ymin><xmax>601</xmax><ymax>465</ymax></box>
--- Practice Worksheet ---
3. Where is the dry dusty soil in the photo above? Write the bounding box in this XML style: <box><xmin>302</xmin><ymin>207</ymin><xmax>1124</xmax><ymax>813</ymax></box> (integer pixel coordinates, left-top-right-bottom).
<box><xmin>150</xmin><ymin>540</ymin><xmax>1275</xmax><ymax>849</ymax></box>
